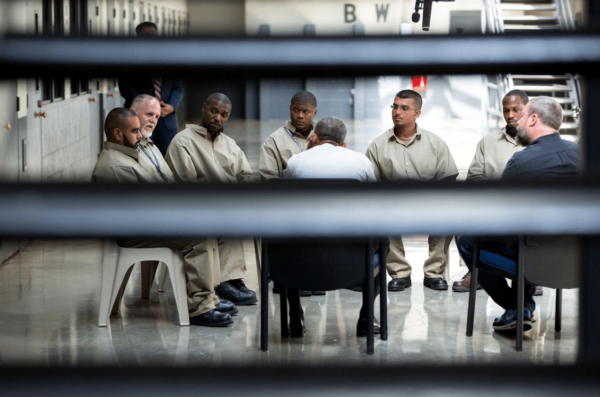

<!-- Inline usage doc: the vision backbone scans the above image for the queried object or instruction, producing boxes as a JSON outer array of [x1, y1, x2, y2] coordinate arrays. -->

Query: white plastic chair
[[98, 239, 190, 326]]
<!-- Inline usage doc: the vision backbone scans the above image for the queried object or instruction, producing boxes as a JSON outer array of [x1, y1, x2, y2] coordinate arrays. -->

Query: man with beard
[[259, 90, 318, 181], [166, 93, 257, 306], [453, 90, 528, 293], [366, 90, 458, 292], [92, 108, 234, 327], [457, 96, 579, 332], [130, 95, 176, 183]]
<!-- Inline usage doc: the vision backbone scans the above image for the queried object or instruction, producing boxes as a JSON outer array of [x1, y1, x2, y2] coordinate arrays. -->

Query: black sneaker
[[216, 280, 258, 305], [190, 309, 233, 327], [388, 277, 412, 292]]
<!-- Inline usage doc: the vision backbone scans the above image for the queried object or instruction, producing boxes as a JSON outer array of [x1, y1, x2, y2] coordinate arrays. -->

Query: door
[[306, 78, 354, 120], [259, 79, 305, 120], [0, 80, 19, 182]]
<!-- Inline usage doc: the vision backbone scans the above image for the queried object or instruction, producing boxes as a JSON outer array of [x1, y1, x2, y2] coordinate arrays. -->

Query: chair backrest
[[524, 236, 581, 289], [267, 238, 371, 291]]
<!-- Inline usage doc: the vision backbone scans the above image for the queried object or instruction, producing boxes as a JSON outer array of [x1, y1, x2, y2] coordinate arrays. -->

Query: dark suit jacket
[[118, 78, 184, 156]]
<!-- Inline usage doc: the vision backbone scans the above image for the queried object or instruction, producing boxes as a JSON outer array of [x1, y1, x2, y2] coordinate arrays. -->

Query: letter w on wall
[[375, 4, 390, 23]]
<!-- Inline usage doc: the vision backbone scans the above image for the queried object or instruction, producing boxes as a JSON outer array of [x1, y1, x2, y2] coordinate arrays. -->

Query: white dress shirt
[[287, 143, 376, 182]]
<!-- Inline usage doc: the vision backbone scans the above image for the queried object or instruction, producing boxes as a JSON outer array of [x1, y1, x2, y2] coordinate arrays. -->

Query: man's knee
[[457, 235, 475, 271]]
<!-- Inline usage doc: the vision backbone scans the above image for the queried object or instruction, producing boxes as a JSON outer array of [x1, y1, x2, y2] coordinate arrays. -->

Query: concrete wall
[[188, 0, 245, 35]]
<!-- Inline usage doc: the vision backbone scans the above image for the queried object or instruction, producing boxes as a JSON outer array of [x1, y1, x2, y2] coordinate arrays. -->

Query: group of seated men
[[92, 88, 579, 334]]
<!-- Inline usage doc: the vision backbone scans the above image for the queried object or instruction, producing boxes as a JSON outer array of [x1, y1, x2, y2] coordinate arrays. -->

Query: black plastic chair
[[260, 237, 388, 355], [466, 236, 581, 351]]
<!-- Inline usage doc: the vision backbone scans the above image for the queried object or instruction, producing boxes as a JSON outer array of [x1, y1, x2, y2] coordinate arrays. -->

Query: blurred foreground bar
[[0, 181, 598, 238]]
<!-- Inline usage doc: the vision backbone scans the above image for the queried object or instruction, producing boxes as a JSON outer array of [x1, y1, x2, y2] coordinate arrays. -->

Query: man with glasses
[[366, 90, 458, 292]]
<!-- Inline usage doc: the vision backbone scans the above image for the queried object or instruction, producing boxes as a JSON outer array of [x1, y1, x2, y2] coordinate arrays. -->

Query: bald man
[[130, 94, 176, 183], [166, 93, 257, 306], [92, 108, 234, 327], [259, 90, 318, 181]]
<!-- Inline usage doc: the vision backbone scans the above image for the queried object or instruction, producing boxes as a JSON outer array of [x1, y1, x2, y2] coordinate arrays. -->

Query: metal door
[[259, 79, 305, 120], [306, 78, 354, 120], [0, 81, 19, 182]]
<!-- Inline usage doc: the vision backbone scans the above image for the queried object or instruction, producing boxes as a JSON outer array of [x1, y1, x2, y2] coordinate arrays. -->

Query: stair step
[[560, 134, 579, 143], [513, 85, 572, 92], [501, 4, 556, 11], [504, 25, 560, 30], [503, 16, 559, 23], [511, 75, 570, 81], [560, 122, 579, 130], [563, 110, 575, 117], [529, 96, 575, 104]]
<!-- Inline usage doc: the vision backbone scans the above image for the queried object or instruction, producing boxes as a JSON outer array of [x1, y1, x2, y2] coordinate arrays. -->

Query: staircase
[[482, 0, 582, 141]]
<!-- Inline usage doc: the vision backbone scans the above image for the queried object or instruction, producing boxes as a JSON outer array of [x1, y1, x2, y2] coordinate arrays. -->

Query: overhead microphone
[[412, 12, 420, 23]]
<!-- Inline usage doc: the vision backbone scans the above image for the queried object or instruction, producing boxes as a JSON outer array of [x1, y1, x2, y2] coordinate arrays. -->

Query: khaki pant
[[117, 238, 221, 316], [218, 238, 247, 283], [387, 236, 452, 279]]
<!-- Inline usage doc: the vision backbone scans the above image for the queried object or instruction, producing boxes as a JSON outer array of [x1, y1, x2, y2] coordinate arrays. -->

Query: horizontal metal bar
[[0, 182, 598, 238], [0, 33, 599, 77], [0, 365, 600, 397]]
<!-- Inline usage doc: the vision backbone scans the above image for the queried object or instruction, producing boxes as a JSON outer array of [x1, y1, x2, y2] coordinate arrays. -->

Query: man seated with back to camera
[[457, 96, 580, 332], [286, 116, 385, 337], [91, 108, 237, 327]]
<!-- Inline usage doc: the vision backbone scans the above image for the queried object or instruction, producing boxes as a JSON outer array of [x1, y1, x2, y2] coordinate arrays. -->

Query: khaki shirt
[[258, 120, 314, 182], [92, 142, 162, 183], [365, 125, 458, 181], [166, 124, 253, 183], [466, 127, 524, 181], [138, 138, 176, 183]]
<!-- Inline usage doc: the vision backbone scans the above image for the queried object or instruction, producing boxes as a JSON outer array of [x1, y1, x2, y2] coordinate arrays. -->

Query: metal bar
[[379, 239, 388, 341], [0, 34, 600, 78], [516, 235, 525, 352], [466, 237, 480, 337], [260, 240, 269, 352], [1, 183, 600, 238], [556, 288, 562, 332], [366, 238, 374, 355]]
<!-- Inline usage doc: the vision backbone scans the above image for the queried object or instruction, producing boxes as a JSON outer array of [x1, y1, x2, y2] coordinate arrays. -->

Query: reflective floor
[[0, 238, 578, 366]]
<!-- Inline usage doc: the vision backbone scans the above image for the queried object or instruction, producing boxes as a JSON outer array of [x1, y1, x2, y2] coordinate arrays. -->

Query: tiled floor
[[0, 238, 578, 366]]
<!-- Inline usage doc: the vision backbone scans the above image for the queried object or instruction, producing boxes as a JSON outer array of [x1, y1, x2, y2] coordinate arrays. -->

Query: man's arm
[[259, 138, 283, 182], [466, 139, 486, 181], [94, 166, 142, 184], [165, 143, 200, 183], [434, 142, 459, 181], [365, 143, 382, 181], [501, 158, 519, 180], [165, 80, 184, 111], [236, 150, 254, 183]]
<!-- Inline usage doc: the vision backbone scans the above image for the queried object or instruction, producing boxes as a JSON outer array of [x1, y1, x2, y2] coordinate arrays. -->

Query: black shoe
[[230, 279, 254, 294], [424, 277, 449, 291], [189, 309, 233, 327], [300, 290, 312, 297], [311, 291, 326, 296], [289, 318, 306, 337], [347, 285, 363, 292], [388, 277, 412, 292], [215, 299, 238, 316], [216, 281, 258, 305], [356, 317, 382, 337]]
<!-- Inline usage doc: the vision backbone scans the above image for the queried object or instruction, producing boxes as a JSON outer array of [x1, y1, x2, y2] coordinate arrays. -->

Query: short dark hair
[[395, 90, 423, 110], [104, 108, 137, 138], [135, 22, 157, 36], [205, 93, 232, 107], [291, 91, 317, 108], [504, 89, 529, 105], [315, 117, 347, 145]]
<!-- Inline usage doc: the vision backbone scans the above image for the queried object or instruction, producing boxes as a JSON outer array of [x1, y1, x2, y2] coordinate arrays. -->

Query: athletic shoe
[[492, 308, 533, 332]]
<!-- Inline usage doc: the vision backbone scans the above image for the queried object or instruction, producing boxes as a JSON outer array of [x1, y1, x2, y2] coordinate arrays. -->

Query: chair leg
[[280, 286, 289, 337], [254, 238, 262, 289], [111, 266, 133, 315], [158, 263, 168, 292], [165, 254, 190, 326], [466, 238, 480, 337], [555, 288, 562, 332], [99, 254, 119, 327], [366, 238, 375, 355], [141, 261, 159, 299], [379, 239, 388, 341], [261, 240, 269, 352], [516, 236, 525, 352]]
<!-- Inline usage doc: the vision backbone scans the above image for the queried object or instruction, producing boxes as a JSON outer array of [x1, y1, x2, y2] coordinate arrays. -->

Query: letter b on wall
[[345, 4, 356, 23]]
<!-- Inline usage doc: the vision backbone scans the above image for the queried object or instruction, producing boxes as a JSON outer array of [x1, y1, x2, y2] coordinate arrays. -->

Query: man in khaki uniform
[[130, 94, 176, 183], [453, 90, 529, 293], [259, 90, 318, 181], [166, 93, 257, 306], [92, 108, 236, 327], [366, 90, 458, 292]]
